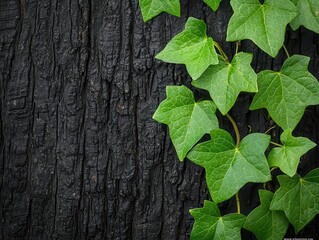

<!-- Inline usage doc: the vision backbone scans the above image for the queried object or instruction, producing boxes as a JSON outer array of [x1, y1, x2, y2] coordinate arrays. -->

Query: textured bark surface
[[0, 0, 318, 239]]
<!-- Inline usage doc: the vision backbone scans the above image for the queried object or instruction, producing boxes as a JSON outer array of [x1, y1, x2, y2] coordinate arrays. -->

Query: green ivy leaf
[[290, 0, 319, 33], [192, 52, 257, 115], [203, 0, 222, 11], [190, 200, 246, 240], [187, 129, 271, 203], [226, 0, 298, 57], [153, 85, 219, 161], [268, 129, 316, 177], [156, 17, 219, 80], [250, 55, 319, 130], [138, 0, 180, 22], [270, 168, 319, 233], [244, 190, 289, 240]]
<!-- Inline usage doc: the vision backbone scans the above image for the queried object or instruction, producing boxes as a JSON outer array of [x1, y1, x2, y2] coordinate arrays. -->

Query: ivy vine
[[139, 0, 319, 239]]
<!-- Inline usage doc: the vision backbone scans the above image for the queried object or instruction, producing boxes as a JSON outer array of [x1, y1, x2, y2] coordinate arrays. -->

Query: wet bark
[[0, 0, 318, 239]]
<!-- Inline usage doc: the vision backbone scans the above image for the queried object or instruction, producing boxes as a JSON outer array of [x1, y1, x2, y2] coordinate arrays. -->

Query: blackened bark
[[0, 0, 318, 239]]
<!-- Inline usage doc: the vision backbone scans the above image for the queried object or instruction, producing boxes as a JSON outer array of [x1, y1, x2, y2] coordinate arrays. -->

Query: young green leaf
[[270, 168, 319, 233], [192, 52, 257, 115], [138, 0, 180, 22], [153, 86, 219, 161], [187, 129, 271, 203], [203, 0, 222, 11], [268, 129, 316, 177], [244, 190, 289, 240], [289, 0, 319, 33], [250, 55, 319, 130], [226, 0, 298, 57], [190, 200, 246, 240], [156, 17, 219, 80]]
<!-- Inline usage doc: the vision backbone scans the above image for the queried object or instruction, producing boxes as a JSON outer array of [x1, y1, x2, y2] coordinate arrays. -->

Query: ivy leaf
[[187, 129, 271, 203], [138, 0, 180, 22], [290, 0, 319, 34], [270, 168, 319, 233], [226, 0, 298, 57], [244, 190, 289, 240], [268, 129, 316, 177], [190, 200, 246, 240], [203, 0, 222, 11], [250, 55, 319, 130], [153, 85, 218, 161], [192, 52, 257, 115], [156, 17, 219, 80]]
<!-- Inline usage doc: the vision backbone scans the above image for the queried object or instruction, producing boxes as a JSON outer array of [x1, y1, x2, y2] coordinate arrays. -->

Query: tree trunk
[[0, 0, 318, 239]]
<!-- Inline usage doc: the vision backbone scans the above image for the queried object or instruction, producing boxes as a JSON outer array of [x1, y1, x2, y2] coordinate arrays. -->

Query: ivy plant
[[138, 0, 319, 239]]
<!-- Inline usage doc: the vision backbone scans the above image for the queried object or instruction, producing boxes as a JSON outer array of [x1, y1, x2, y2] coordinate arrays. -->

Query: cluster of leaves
[[139, 0, 319, 239]]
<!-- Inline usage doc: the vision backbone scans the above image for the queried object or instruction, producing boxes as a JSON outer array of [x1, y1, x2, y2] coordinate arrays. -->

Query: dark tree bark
[[0, 0, 318, 239]]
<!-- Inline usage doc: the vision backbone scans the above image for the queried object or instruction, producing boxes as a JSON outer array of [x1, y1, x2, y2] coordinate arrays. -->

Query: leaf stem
[[214, 41, 229, 62], [226, 113, 240, 147], [235, 41, 240, 54], [226, 113, 241, 213], [264, 125, 276, 134], [270, 141, 283, 147], [236, 192, 241, 214], [283, 45, 290, 58]]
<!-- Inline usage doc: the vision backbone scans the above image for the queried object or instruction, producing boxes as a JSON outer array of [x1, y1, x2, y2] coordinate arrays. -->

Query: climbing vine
[[139, 0, 319, 239]]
